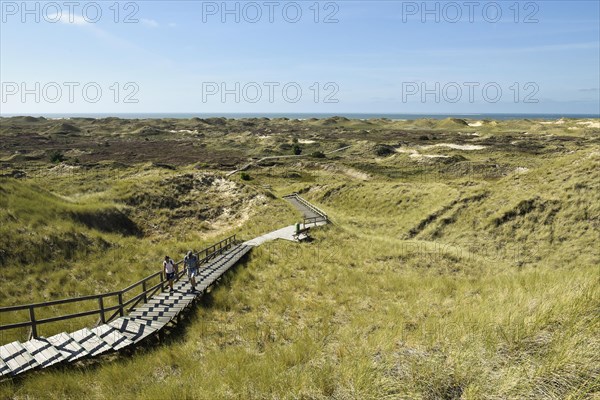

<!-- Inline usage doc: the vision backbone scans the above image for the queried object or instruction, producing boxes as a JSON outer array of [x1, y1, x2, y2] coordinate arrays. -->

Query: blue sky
[[1, 0, 599, 114]]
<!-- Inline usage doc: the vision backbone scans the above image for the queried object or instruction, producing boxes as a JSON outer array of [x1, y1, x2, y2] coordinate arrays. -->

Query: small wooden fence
[[0, 235, 238, 340]]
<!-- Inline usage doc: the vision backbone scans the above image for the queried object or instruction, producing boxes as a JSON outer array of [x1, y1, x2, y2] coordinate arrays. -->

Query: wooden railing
[[0, 234, 238, 340], [284, 193, 329, 227], [302, 215, 327, 226]]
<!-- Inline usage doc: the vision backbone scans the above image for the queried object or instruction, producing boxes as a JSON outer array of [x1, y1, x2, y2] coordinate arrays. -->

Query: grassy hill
[[0, 117, 598, 399]]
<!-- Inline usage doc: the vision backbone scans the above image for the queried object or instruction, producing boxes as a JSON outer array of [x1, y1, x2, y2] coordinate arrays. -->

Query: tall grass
[[0, 122, 598, 398]]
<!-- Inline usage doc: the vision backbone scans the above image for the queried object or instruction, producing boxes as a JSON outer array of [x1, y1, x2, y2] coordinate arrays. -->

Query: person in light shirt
[[163, 255, 177, 293]]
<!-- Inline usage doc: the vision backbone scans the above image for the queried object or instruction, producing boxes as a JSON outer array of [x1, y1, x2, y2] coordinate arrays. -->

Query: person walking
[[163, 256, 177, 293], [184, 250, 199, 292]]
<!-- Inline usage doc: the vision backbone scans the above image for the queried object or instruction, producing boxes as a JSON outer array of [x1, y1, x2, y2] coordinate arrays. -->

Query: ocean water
[[1, 112, 598, 120]]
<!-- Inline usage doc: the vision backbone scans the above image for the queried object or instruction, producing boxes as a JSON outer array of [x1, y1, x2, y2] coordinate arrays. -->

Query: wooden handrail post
[[98, 297, 106, 324], [29, 305, 38, 339], [160, 272, 164, 291], [118, 292, 124, 317], [142, 280, 147, 303]]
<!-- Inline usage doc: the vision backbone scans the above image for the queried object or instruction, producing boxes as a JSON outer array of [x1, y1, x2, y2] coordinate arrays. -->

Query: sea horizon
[[1, 112, 599, 121]]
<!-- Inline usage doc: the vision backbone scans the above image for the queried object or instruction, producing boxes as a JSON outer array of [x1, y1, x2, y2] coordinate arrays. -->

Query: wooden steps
[[0, 341, 39, 376], [0, 359, 11, 377], [69, 328, 113, 357], [22, 338, 64, 368], [46, 332, 88, 362], [127, 317, 168, 332], [108, 318, 158, 344], [90, 325, 134, 351], [0, 243, 253, 379]]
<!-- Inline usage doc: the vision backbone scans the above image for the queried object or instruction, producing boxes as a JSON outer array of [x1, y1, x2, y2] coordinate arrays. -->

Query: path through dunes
[[0, 195, 329, 379]]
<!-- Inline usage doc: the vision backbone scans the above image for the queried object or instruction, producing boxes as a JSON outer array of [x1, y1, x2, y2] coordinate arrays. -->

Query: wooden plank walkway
[[0, 342, 38, 376], [243, 222, 327, 247], [0, 244, 253, 378], [284, 195, 323, 220], [0, 194, 329, 379], [244, 194, 328, 247], [45, 332, 87, 362]]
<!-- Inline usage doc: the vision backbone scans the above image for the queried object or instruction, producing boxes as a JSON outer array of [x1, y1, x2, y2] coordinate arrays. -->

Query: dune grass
[[0, 118, 598, 399], [1, 226, 597, 399]]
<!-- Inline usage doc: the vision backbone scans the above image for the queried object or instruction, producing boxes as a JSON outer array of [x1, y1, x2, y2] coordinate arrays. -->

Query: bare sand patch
[[396, 147, 451, 159], [540, 118, 567, 125], [168, 129, 198, 134], [410, 154, 450, 159], [421, 143, 486, 151], [211, 193, 269, 234], [577, 121, 600, 128]]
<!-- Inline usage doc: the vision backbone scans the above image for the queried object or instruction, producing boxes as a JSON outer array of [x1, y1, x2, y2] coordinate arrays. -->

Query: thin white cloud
[[41, 12, 177, 68], [46, 12, 142, 52], [141, 18, 159, 28], [46, 13, 89, 26]]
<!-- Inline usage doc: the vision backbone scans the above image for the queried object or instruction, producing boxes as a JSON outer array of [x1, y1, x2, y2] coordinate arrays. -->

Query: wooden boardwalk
[[283, 194, 323, 220], [0, 194, 328, 379], [244, 194, 328, 246]]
